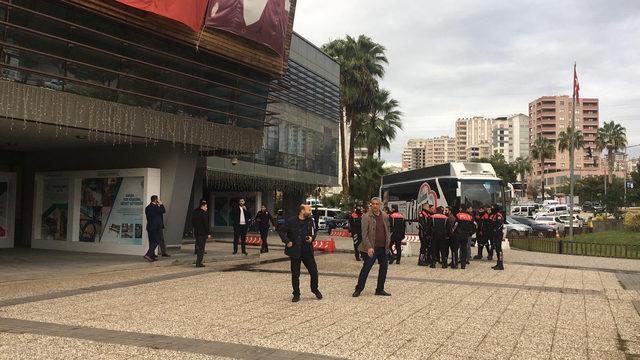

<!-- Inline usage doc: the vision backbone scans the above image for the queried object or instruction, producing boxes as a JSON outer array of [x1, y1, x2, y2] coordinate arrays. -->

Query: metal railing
[[509, 235, 640, 259]]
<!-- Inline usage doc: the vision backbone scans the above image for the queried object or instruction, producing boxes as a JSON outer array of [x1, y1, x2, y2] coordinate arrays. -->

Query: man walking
[[254, 205, 275, 253], [278, 204, 323, 302], [144, 195, 165, 262], [353, 197, 391, 297], [230, 198, 251, 255], [349, 205, 364, 261], [388, 204, 406, 265], [192, 199, 210, 267]]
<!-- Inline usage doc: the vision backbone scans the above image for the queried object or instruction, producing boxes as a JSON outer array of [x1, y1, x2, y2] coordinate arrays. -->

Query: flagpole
[[569, 63, 577, 241]]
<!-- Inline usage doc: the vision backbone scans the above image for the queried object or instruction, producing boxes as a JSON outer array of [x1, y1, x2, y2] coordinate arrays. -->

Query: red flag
[[573, 63, 580, 104], [116, 0, 209, 32]]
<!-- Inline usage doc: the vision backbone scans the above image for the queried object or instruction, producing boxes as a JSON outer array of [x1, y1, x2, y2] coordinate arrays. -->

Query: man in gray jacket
[[353, 197, 392, 297]]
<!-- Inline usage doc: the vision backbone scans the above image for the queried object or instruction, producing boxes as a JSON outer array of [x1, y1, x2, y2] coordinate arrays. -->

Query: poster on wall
[[0, 181, 7, 239], [79, 177, 144, 245], [41, 178, 69, 241]]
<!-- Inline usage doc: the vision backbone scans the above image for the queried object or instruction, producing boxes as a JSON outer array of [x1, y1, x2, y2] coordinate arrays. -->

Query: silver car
[[505, 216, 533, 238]]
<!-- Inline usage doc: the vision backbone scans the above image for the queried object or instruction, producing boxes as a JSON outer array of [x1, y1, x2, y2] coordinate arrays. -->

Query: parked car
[[583, 201, 604, 213], [536, 204, 569, 217], [511, 204, 538, 218], [534, 215, 560, 230], [314, 207, 342, 230], [572, 205, 583, 213], [326, 212, 350, 233], [511, 216, 556, 238], [505, 216, 533, 238], [556, 214, 584, 233]]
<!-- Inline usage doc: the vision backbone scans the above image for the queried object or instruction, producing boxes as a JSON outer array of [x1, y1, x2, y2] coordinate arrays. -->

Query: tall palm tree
[[530, 135, 555, 201], [351, 157, 388, 202], [513, 156, 533, 194], [322, 35, 388, 195], [596, 121, 627, 184], [557, 127, 585, 153], [355, 88, 403, 159]]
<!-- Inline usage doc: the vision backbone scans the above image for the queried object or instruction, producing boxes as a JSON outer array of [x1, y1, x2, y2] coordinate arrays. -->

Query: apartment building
[[402, 136, 456, 170], [455, 115, 529, 162]]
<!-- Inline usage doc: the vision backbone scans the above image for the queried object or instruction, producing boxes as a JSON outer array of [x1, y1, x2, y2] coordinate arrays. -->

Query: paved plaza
[[1, 245, 640, 360]]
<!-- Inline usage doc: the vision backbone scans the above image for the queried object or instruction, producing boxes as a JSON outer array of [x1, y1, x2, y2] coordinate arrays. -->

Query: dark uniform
[[445, 210, 456, 266], [254, 209, 275, 253], [389, 210, 407, 264], [417, 208, 432, 266], [278, 216, 320, 298], [451, 210, 476, 269], [474, 210, 493, 260], [489, 208, 505, 270], [430, 211, 449, 268], [349, 210, 363, 261]]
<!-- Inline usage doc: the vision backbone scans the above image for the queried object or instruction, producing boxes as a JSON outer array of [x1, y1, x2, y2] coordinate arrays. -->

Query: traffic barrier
[[330, 229, 351, 237], [245, 234, 262, 246], [312, 239, 336, 253]]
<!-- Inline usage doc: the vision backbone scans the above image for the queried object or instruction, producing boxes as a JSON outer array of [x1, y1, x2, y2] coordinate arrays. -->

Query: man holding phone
[[278, 204, 323, 303]]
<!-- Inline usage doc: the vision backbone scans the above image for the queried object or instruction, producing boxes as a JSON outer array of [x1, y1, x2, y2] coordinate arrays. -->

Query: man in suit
[[278, 204, 323, 303], [353, 197, 392, 297], [230, 198, 251, 255], [144, 195, 165, 262], [192, 199, 210, 267]]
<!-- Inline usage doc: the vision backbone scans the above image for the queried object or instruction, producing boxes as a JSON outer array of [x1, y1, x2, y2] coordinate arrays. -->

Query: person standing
[[353, 197, 391, 297], [417, 203, 432, 266], [490, 205, 506, 270], [254, 205, 275, 253], [430, 206, 449, 268], [451, 205, 476, 269], [388, 205, 407, 265], [156, 203, 170, 258], [144, 195, 165, 262], [444, 206, 456, 267], [473, 206, 490, 260], [230, 198, 251, 255], [192, 199, 210, 267], [278, 204, 323, 302], [349, 205, 364, 261]]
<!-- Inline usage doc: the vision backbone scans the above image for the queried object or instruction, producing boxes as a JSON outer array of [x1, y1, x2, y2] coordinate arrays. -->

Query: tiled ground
[[0, 250, 639, 359]]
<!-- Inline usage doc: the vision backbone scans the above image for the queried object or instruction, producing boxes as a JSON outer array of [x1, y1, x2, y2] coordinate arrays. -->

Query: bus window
[[438, 178, 459, 210], [460, 180, 504, 209]]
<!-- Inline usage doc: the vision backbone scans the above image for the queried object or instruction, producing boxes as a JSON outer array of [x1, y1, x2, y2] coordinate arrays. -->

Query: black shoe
[[242, 251, 248, 256], [355, 257, 361, 261], [461, 265, 466, 269], [161, 253, 171, 257], [292, 295, 300, 302], [487, 255, 493, 261], [375, 290, 391, 296], [441, 263, 448, 269], [143, 255, 154, 262], [466, 261, 470, 264], [396, 260, 400, 265], [312, 290, 323, 300], [451, 264, 458, 269], [352, 290, 361, 297], [429, 263, 436, 268], [473, 254, 482, 260], [195, 263, 205, 268]]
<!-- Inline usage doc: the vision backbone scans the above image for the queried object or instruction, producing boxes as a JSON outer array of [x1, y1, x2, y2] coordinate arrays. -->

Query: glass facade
[[0, 0, 271, 129]]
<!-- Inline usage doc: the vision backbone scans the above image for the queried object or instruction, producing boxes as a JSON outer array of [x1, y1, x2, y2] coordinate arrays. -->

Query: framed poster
[[41, 178, 69, 241]]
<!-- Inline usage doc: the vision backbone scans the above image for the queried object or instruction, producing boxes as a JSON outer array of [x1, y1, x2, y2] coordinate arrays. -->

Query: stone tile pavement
[[0, 248, 639, 359]]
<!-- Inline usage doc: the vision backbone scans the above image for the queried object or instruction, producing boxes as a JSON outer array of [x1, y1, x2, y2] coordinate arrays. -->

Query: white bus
[[380, 162, 510, 223]]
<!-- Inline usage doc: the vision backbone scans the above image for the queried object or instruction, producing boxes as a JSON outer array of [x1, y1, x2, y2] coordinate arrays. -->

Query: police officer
[[388, 205, 407, 265], [254, 205, 275, 253], [473, 206, 492, 260], [430, 206, 449, 268], [349, 205, 364, 261], [417, 203, 432, 266], [451, 205, 476, 269], [444, 206, 456, 267], [490, 205, 505, 270]]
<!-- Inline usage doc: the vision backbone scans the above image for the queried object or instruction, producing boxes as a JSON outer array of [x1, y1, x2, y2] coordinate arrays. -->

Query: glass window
[[460, 180, 504, 209]]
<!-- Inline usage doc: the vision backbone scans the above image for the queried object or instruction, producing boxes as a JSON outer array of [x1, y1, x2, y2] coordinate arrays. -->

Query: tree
[[322, 36, 388, 195], [596, 121, 627, 184], [355, 88, 403, 159], [513, 156, 533, 194], [472, 152, 516, 183], [557, 128, 585, 153], [530, 135, 555, 201], [351, 157, 388, 202]]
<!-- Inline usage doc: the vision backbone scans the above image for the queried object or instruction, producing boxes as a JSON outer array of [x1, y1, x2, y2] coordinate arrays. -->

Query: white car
[[556, 214, 584, 232], [534, 215, 560, 230]]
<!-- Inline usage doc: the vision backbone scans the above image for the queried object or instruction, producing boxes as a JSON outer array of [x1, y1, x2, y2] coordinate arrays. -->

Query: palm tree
[[530, 135, 555, 201], [322, 35, 388, 195], [351, 157, 388, 202], [557, 127, 585, 153], [355, 88, 403, 159], [513, 156, 533, 194], [596, 121, 627, 184]]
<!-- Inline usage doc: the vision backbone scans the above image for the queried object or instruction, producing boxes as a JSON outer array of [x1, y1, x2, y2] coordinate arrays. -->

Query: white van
[[511, 204, 538, 218], [313, 207, 342, 230], [537, 204, 569, 217]]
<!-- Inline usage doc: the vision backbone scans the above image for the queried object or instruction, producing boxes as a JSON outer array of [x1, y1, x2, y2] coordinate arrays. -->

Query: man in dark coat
[[388, 205, 407, 265], [278, 204, 323, 303], [430, 206, 449, 268], [349, 205, 364, 261], [254, 204, 275, 253], [144, 195, 165, 262], [192, 199, 210, 267], [230, 198, 251, 255], [451, 205, 477, 269]]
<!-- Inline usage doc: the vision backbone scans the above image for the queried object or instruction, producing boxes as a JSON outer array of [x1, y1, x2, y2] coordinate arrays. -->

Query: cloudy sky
[[292, 0, 640, 164]]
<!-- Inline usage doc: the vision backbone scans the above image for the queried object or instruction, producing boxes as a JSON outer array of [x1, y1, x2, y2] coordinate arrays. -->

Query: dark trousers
[[476, 234, 493, 258], [455, 236, 470, 267], [259, 227, 269, 252], [355, 246, 388, 292], [233, 224, 248, 253], [418, 235, 431, 264], [491, 233, 503, 260], [146, 229, 160, 257], [431, 236, 448, 264], [195, 235, 207, 265], [290, 252, 319, 296], [391, 235, 402, 262], [158, 229, 168, 255], [352, 233, 362, 260]]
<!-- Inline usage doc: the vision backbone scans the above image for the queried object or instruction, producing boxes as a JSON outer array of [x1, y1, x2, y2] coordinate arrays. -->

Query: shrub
[[624, 212, 640, 232]]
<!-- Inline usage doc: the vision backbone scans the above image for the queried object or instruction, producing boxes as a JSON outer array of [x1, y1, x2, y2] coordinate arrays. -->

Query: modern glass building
[[0, 0, 324, 253]]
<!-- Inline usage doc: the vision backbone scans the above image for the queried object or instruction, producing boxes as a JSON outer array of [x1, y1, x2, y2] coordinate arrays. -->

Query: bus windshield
[[460, 180, 505, 209]]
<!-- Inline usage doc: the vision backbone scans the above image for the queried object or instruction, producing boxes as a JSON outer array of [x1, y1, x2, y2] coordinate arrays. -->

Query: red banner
[[205, 0, 290, 56], [116, 0, 209, 32]]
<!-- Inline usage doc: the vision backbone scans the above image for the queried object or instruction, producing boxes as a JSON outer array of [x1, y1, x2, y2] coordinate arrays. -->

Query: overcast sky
[[292, 0, 640, 164]]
